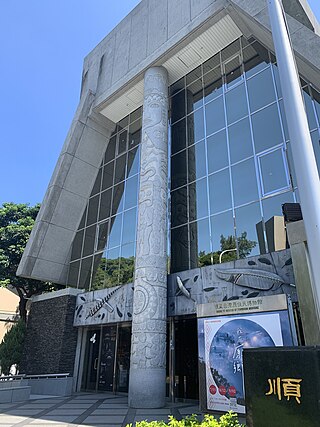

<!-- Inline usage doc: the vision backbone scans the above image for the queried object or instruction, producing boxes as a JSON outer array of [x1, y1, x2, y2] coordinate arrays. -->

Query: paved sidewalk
[[0, 393, 203, 427]]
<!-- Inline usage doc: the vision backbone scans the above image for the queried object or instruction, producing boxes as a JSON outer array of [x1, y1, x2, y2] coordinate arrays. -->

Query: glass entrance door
[[81, 323, 132, 393], [81, 329, 101, 391], [98, 325, 117, 391]]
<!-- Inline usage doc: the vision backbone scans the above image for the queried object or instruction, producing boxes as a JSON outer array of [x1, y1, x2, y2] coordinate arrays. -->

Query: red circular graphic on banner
[[228, 386, 236, 397], [219, 385, 226, 395], [209, 385, 217, 395]]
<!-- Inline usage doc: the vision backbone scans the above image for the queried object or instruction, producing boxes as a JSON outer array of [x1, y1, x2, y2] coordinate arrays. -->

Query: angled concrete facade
[[18, 0, 320, 410]]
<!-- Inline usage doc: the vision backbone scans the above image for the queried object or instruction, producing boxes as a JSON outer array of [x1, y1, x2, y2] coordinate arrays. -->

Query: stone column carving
[[128, 66, 169, 408]]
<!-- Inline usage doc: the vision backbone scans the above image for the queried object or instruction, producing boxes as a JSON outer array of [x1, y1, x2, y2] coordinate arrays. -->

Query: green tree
[[0, 202, 63, 321], [0, 319, 26, 375], [198, 232, 256, 267]]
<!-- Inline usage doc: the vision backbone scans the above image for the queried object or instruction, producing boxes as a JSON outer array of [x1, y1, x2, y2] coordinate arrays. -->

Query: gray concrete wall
[[89, 0, 320, 111], [17, 91, 116, 284]]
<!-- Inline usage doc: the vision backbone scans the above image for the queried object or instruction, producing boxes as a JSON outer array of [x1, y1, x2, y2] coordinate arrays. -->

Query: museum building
[[18, 0, 320, 411]]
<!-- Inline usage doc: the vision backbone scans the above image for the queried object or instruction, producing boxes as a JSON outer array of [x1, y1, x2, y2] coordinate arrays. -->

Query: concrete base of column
[[128, 368, 166, 408]]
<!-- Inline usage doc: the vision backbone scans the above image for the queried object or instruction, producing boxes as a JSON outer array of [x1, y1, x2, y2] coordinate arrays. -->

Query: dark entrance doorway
[[173, 316, 199, 400], [81, 323, 132, 393], [81, 329, 101, 391]]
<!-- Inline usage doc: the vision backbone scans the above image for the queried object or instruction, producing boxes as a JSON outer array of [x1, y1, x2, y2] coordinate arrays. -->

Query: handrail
[[24, 373, 70, 379], [0, 375, 25, 381]]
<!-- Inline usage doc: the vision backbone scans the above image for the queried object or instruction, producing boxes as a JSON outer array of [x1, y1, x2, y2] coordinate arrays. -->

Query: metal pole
[[267, 0, 320, 327]]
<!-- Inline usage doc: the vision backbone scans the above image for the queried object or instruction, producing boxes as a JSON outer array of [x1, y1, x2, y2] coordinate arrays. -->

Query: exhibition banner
[[202, 312, 284, 413]]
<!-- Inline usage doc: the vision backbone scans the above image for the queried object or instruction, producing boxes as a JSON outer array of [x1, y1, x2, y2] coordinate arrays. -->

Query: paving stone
[[0, 415, 27, 423], [90, 408, 128, 415], [19, 403, 57, 409], [56, 403, 93, 409], [5, 409, 44, 416], [83, 415, 125, 424], [46, 408, 88, 416], [136, 408, 172, 414]]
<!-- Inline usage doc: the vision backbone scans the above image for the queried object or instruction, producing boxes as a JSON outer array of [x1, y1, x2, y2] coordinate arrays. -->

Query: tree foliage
[[0, 320, 26, 375], [91, 256, 134, 290], [198, 232, 256, 267], [0, 202, 63, 321]]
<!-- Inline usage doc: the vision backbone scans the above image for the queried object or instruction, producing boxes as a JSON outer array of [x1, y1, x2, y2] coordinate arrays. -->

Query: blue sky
[[1, 0, 320, 206]]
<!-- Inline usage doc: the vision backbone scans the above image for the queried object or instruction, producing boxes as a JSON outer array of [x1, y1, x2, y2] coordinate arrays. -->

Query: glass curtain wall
[[68, 108, 142, 290], [170, 37, 320, 273]]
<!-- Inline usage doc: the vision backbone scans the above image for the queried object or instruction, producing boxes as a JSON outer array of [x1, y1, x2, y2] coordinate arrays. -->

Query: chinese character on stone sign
[[265, 377, 302, 404]]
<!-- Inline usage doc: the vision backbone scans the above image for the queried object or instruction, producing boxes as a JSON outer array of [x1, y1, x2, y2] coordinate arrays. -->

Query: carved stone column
[[128, 66, 169, 408]]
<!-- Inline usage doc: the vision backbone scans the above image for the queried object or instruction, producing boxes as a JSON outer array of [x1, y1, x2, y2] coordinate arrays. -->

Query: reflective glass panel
[[68, 261, 80, 287], [171, 90, 186, 123], [187, 108, 205, 145], [114, 154, 126, 184], [171, 186, 188, 227], [99, 189, 112, 222], [311, 130, 320, 176], [232, 158, 258, 206], [189, 178, 208, 221], [91, 169, 102, 197], [251, 103, 283, 153], [207, 129, 228, 173], [225, 83, 248, 124], [108, 214, 122, 248], [79, 206, 87, 229], [205, 96, 225, 136], [186, 79, 203, 113], [247, 68, 276, 112], [128, 119, 141, 149], [83, 226, 96, 257], [224, 56, 243, 88], [235, 202, 261, 257], [87, 195, 99, 226], [118, 130, 127, 154], [286, 142, 297, 187], [303, 87, 317, 131], [228, 117, 253, 164], [105, 247, 120, 287], [262, 191, 294, 222], [122, 208, 137, 245], [171, 150, 187, 190], [91, 253, 106, 290], [105, 136, 116, 164], [124, 175, 138, 210], [96, 221, 109, 252], [120, 243, 135, 285], [210, 210, 235, 253], [203, 53, 221, 75], [102, 161, 114, 191], [279, 99, 289, 141], [79, 256, 93, 290], [171, 225, 189, 273], [112, 182, 125, 215], [259, 149, 289, 195], [204, 75, 223, 103], [127, 146, 140, 178], [71, 230, 84, 261], [188, 140, 206, 182], [189, 218, 211, 266], [208, 168, 232, 214], [272, 64, 282, 98], [172, 119, 186, 154], [130, 107, 142, 123], [312, 89, 320, 124], [186, 66, 202, 86], [244, 55, 268, 78]]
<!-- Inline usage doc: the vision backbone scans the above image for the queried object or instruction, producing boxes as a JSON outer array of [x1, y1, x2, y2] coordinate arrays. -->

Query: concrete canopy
[[18, 0, 320, 285]]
